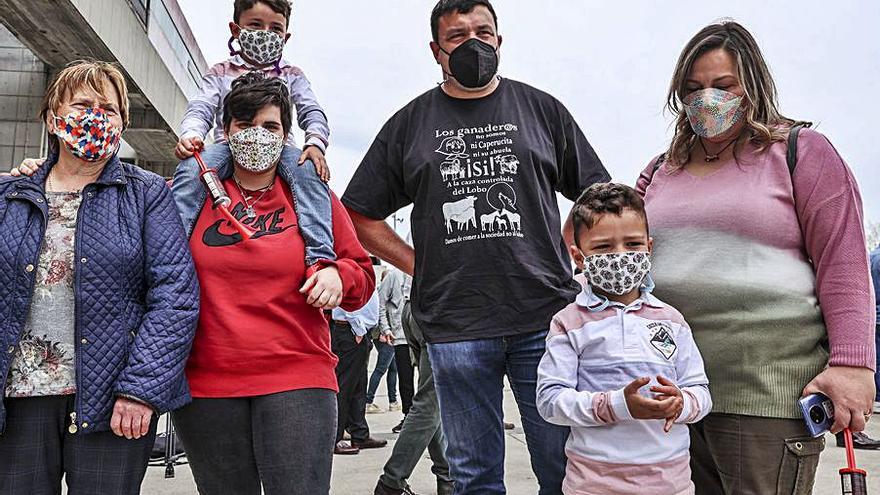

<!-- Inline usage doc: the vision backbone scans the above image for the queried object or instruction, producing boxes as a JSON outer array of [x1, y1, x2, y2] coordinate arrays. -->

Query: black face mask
[[440, 38, 499, 89]]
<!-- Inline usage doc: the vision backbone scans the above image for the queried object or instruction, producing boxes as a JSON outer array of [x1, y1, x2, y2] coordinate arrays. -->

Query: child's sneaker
[[388, 401, 401, 412], [366, 403, 383, 414]]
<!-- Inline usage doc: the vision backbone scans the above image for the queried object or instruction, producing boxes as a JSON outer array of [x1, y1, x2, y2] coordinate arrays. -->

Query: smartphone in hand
[[798, 393, 835, 437]]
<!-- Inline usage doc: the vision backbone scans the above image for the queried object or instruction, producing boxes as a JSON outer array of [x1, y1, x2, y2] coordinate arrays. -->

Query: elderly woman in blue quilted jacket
[[0, 61, 199, 494]]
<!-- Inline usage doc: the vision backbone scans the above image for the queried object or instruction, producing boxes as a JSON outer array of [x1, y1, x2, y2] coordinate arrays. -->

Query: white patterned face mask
[[235, 28, 285, 66], [228, 126, 284, 173], [583, 251, 652, 296]]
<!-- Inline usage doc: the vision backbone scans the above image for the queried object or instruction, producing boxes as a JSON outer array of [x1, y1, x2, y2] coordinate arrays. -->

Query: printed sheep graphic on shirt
[[496, 154, 519, 175], [442, 196, 478, 234]]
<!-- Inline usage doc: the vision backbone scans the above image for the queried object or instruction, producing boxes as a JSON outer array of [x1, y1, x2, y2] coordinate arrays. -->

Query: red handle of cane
[[192, 150, 255, 241], [840, 428, 868, 495]]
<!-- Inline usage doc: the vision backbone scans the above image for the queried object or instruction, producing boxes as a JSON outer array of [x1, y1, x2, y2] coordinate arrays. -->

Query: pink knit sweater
[[636, 128, 875, 418]]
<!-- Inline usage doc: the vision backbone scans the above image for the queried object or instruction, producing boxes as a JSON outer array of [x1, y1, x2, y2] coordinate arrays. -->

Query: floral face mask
[[583, 251, 652, 296], [228, 126, 284, 173], [53, 107, 122, 162], [683, 88, 745, 138]]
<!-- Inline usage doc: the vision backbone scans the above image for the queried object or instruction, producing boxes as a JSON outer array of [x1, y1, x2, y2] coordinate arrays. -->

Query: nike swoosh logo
[[202, 220, 243, 247], [201, 220, 296, 247]]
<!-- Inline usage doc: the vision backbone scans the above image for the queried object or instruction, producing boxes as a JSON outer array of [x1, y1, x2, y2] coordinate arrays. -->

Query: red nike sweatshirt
[[186, 176, 375, 397]]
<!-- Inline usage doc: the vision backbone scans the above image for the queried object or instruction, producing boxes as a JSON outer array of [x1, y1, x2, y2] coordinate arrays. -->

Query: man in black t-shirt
[[342, 1, 610, 493]]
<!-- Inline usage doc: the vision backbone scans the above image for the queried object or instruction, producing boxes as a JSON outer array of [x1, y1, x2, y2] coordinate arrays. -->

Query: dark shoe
[[836, 431, 880, 450], [334, 440, 360, 455], [437, 479, 454, 495], [392, 417, 406, 434], [503, 421, 515, 430], [352, 437, 388, 449], [374, 480, 420, 495]]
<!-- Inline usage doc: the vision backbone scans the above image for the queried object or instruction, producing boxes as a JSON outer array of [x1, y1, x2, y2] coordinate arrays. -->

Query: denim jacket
[[172, 143, 334, 265]]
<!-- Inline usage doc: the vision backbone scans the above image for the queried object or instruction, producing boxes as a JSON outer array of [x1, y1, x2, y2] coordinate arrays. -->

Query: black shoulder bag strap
[[648, 153, 666, 182]]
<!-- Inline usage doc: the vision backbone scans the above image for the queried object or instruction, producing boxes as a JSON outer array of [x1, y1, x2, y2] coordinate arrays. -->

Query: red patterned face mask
[[53, 107, 122, 162]]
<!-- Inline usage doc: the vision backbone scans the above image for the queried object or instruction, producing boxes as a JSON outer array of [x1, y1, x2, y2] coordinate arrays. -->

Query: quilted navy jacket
[[0, 152, 199, 435]]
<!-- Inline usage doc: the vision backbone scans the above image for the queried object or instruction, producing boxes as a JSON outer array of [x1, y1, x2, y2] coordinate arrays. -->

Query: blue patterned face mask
[[582, 251, 652, 296]]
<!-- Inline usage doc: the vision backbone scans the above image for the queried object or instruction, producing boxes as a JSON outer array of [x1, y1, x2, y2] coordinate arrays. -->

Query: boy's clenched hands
[[624, 375, 684, 433]]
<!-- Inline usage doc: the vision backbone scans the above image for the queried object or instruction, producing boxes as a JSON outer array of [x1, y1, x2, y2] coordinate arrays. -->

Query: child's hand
[[300, 145, 330, 183], [650, 375, 684, 432], [300, 265, 343, 309], [175, 136, 204, 160], [7, 157, 45, 177], [623, 376, 683, 432]]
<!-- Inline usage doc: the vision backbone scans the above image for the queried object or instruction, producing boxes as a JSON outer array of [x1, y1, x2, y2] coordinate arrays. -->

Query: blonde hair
[[665, 21, 804, 168], [40, 60, 130, 129]]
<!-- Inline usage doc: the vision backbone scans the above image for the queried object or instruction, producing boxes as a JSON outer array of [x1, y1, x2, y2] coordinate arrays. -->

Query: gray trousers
[[172, 388, 337, 495], [0, 395, 157, 495], [379, 302, 452, 490]]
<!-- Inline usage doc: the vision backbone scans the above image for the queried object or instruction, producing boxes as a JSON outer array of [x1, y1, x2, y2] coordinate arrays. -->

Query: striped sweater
[[636, 128, 875, 418], [537, 278, 710, 495]]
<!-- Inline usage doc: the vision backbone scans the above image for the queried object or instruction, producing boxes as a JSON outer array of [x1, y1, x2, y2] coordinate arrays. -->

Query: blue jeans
[[367, 341, 398, 404], [428, 330, 569, 495]]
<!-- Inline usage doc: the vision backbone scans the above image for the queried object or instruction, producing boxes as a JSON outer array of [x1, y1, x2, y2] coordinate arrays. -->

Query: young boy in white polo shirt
[[537, 183, 712, 495]]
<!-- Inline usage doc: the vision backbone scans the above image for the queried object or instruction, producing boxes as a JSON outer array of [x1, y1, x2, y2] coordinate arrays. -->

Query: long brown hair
[[665, 21, 804, 168]]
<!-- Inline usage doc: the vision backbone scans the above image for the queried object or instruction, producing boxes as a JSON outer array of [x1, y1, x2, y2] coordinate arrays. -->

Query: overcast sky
[[178, 0, 880, 237]]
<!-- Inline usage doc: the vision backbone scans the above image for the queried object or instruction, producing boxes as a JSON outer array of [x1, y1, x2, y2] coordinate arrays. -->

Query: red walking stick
[[841, 428, 868, 495], [193, 150, 255, 241]]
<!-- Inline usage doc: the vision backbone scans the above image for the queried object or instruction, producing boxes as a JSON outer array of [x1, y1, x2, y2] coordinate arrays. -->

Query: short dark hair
[[233, 0, 292, 27], [222, 71, 292, 136], [430, 0, 498, 42], [572, 183, 648, 248]]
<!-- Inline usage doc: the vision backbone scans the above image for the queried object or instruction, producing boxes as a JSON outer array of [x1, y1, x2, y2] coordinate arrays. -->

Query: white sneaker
[[874, 401, 880, 414], [388, 401, 401, 412], [366, 403, 383, 414]]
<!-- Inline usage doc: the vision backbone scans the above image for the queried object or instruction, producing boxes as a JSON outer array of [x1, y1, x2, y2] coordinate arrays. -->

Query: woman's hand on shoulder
[[6, 157, 45, 177], [803, 366, 875, 433], [300, 265, 343, 309]]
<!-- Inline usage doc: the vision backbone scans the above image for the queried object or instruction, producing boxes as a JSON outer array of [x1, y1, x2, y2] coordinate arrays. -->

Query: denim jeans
[[428, 330, 569, 495], [379, 302, 451, 490], [367, 341, 398, 404]]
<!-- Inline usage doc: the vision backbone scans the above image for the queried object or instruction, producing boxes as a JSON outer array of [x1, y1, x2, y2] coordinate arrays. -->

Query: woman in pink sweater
[[636, 21, 875, 494]]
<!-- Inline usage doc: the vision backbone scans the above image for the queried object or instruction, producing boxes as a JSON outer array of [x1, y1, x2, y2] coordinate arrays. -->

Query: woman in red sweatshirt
[[170, 72, 375, 495]]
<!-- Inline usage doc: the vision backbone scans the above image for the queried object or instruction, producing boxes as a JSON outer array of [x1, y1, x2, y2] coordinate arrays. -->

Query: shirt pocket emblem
[[647, 322, 676, 360]]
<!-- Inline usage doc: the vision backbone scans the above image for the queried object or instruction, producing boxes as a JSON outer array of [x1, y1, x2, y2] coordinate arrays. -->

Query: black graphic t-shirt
[[343, 79, 610, 343]]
